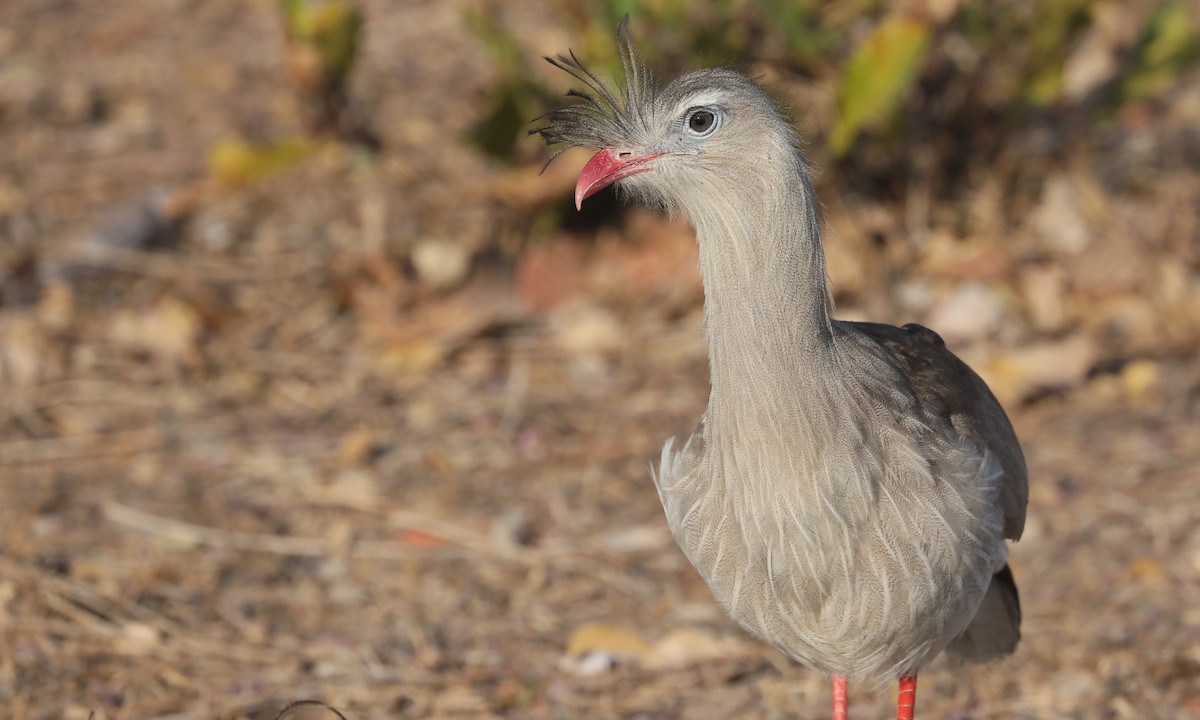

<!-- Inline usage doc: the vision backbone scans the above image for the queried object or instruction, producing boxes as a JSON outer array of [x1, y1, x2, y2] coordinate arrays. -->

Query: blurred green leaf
[[760, 1, 833, 62], [309, 3, 362, 83], [278, 0, 363, 134], [1121, 1, 1200, 102], [1022, 0, 1093, 105], [209, 139, 316, 189], [281, 0, 361, 85], [279, 0, 306, 35], [829, 15, 929, 156], [465, 8, 547, 161], [474, 83, 528, 160], [466, 7, 528, 82]]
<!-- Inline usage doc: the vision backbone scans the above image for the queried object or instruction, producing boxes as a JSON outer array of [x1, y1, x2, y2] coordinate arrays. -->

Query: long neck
[[688, 150, 835, 411]]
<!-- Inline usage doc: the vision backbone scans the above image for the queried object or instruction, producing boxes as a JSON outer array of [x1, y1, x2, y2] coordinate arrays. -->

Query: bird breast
[[653, 369, 1008, 689]]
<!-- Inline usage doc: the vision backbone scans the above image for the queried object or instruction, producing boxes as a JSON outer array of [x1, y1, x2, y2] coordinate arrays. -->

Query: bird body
[[536, 18, 1027, 717], [657, 318, 1021, 689]]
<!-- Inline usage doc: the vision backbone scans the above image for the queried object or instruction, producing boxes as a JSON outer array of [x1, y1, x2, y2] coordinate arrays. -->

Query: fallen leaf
[[107, 295, 203, 364], [398, 529, 446, 549], [0, 312, 53, 387], [643, 627, 749, 671], [1120, 359, 1160, 405], [829, 16, 930, 156], [336, 426, 376, 467], [115, 622, 160, 655], [566, 623, 650, 659], [1131, 557, 1170, 583], [1029, 175, 1092, 255], [208, 138, 315, 189], [1019, 264, 1068, 333], [318, 469, 380, 509], [978, 334, 1098, 404], [602, 525, 672, 553]]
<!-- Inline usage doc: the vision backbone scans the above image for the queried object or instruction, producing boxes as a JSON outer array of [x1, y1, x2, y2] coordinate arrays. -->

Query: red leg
[[896, 674, 917, 720], [831, 674, 848, 720]]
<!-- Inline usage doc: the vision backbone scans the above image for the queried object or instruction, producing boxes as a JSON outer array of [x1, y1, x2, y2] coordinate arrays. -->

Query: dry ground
[[1, 1, 1199, 719]]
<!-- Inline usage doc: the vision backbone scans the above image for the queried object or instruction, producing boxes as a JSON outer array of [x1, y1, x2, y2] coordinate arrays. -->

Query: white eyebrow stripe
[[671, 90, 728, 116]]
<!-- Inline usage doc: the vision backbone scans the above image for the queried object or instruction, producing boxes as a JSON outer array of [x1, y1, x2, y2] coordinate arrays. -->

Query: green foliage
[[310, 3, 363, 83], [202, 0, 366, 190], [1121, 1, 1200, 103], [473, 83, 531, 160], [1023, 0, 1094, 104], [465, 8, 552, 161], [278, 0, 364, 137], [467, 6, 529, 75], [955, 0, 1095, 108], [209, 139, 316, 189], [279, 0, 362, 85], [758, 1, 835, 62], [469, 0, 1200, 172], [279, 0, 306, 32], [470, 0, 847, 161], [828, 15, 929, 157]]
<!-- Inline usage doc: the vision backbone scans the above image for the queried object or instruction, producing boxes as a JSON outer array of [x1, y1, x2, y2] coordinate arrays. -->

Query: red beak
[[575, 148, 659, 210]]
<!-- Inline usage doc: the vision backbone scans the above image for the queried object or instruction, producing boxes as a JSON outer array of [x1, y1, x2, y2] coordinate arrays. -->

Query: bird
[[533, 17, 1028, 720]]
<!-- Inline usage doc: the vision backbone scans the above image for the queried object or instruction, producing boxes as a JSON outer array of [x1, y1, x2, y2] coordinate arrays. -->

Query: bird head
[[533, 16, 803, 214]]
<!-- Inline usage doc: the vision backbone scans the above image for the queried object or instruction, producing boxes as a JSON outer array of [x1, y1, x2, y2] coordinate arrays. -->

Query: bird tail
[[946, 564, 1022, 663]]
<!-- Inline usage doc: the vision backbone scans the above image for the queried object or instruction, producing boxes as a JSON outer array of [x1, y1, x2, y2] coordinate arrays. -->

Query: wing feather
[[841, 321, 1028, 540]]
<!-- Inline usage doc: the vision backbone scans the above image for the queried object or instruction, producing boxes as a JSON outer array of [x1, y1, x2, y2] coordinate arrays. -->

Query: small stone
[[1019, 264, 1068, 333], [1052, 670, 1101, 709], [115, 622, 160, 655], [924, 281, 1007, 345], [0, 313, 48, 387], [323, 469, 380, 508], [336, 427, 376, 467], [571, 651, 618, 676], [894, 279, 934, 315], [550, 303, 623, 357], [1030, 175, 1090, 255], [275, 702, 347, 720], [1120, 359, 1160, 405], [55, 80, 105, 125], [411, 239, 471, 290], [490, 508, 538, 548]]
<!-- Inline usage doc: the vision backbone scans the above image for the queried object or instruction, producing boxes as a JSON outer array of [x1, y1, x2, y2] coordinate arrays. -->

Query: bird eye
[[686, 109, 717, 136]]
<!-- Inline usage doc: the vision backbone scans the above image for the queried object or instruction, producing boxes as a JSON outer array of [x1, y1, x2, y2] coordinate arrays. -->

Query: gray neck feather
[[686, 148, 835, 416]]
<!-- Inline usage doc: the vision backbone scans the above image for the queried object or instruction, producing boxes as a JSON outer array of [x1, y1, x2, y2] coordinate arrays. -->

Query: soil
[[1, 1, 1198, 719]]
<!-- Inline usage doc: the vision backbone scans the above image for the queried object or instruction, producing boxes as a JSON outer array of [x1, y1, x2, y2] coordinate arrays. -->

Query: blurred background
[[1, 0, 1199, 717]]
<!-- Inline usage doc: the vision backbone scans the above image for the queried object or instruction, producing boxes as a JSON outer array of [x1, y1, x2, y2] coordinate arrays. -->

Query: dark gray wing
[[843, 321, 1028, 540], [946, 562, 1022, 661]]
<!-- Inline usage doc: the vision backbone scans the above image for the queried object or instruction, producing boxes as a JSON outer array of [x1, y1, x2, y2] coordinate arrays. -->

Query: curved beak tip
[[573, 148, 657, 211]]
